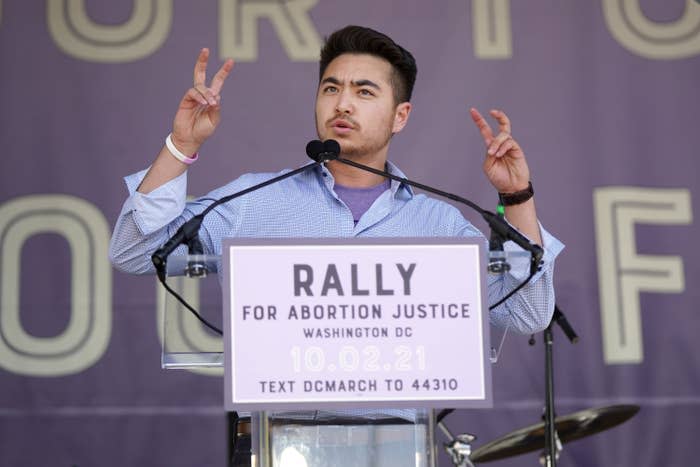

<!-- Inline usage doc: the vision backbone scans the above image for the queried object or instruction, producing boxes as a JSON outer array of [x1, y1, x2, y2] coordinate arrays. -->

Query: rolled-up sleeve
[[108, 169, 188, 274], [487, 223, 565, 334]]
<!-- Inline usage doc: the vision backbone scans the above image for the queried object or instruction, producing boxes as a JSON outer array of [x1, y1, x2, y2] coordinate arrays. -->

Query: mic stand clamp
[[487, 213, 511, 275], [481, 210, 544, 277], [152, 215, 204, 281], [437, 418, 477, 467], [185, 235, 208, 278]]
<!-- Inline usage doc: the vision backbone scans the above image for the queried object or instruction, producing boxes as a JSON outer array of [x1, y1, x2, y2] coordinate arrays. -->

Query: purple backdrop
[[1, 1, 698, 466]]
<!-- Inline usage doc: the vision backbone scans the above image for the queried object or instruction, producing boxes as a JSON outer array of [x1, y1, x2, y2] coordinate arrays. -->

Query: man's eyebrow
[[320, 77, 381, 90], [321, 76, 341, 85], [354, 79, 381, 90]]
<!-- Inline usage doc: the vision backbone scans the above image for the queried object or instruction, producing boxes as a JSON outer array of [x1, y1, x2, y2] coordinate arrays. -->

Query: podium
[[162, 238, 496, 466]]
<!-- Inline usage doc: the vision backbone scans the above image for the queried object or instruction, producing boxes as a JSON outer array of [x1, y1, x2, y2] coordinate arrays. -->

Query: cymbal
[[470, 404, 639, 463]]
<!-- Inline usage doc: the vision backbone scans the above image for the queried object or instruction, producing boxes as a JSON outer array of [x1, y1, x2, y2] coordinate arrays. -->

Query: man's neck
[[326, 153, 388, 188]]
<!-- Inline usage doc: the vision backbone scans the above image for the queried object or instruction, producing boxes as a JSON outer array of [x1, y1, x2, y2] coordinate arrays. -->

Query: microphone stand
[[150, 160, 324, 337], [151, 161, 322, 279], [322, 152, 543, 311], [533, 304, 578, 466], [327, 154, 544, 276]]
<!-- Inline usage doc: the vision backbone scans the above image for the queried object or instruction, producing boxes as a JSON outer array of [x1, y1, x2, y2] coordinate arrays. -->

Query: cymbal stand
[[436, 410, 477, 467], [532, 305, 578, 467]]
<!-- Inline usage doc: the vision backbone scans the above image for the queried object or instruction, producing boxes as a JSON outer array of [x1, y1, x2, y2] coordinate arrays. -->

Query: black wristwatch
[[499, 181, 534, 206]]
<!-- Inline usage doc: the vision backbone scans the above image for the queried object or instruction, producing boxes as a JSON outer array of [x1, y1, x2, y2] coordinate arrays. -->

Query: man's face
[[315, 53, 411, 160]]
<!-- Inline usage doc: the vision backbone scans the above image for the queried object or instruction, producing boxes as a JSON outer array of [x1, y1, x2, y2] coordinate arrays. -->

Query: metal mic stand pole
[[542, 323, 557, 467], [537, 305, 578, 466]]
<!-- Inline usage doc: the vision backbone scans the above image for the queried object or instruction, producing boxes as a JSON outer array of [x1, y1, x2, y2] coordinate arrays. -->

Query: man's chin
[[337, 144, 362, 158]]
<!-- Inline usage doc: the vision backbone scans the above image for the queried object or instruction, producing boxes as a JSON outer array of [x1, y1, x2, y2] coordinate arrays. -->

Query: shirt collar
[[313, 160, 415, 199], [385, 160, 415, 199]]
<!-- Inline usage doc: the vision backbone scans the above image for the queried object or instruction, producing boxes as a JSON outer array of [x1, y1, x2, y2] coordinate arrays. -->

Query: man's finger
[[210, 59, 234, 95], [470, 107, 494, 145], [185, 87, 208, 106], [193, 85, 217, 106], [495, 138, 518, 158], [488, 132, 512, 156], [193, 48, 209, 86], [490, 109, 512, 134]]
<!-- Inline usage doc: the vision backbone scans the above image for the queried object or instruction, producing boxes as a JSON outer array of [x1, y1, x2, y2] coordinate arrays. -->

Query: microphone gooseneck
[[151, 156, 323, 277], [307, 139, 544, 272], [151, 144, 325, 336], [307, 139, 544, 312]]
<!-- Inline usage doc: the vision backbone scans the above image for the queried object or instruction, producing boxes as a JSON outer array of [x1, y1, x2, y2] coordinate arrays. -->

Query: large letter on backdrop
[[47, 0, 173, 63], [218, 0, 322, 61], [602, 0, 700, 59], [472, 0, 512, 59], [0, 195, 112, 376], [594, 187, 692, 364]]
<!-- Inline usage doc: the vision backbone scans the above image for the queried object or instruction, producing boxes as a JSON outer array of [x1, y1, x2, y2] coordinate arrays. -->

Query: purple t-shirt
[[334, 179, 391, 224]]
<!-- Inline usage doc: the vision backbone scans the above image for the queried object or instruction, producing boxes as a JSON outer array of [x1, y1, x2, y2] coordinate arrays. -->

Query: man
[[109, 25, 563, 466], [110, 25, 562, 332]]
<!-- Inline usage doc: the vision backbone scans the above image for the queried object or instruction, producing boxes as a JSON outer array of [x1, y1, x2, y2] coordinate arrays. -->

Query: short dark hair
[[319, 25, 417, 104]]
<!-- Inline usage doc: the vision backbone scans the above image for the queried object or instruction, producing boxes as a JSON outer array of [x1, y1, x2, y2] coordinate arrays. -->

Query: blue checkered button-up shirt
[[110, 161, 563, 335]]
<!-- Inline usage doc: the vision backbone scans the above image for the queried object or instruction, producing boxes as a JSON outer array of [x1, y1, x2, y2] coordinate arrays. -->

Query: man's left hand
[[469, 107, 530, 193]]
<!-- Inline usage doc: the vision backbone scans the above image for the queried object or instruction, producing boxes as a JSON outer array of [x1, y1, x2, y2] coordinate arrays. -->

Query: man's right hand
[[170, 48, 234, 157], [136, 49, 233, 194]]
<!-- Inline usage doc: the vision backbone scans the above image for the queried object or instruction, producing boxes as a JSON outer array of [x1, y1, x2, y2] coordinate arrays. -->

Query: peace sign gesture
[[469, 107, 530, 194], [170, 48, 234, 157]]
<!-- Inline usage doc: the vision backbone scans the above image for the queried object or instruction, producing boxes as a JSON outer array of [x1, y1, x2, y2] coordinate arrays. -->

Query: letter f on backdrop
[[594, 187, 692, 364]]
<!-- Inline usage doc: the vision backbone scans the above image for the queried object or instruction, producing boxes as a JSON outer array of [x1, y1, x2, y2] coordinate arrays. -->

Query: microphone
[[306, 139, 340, 162], [309, 139, 544, 273]]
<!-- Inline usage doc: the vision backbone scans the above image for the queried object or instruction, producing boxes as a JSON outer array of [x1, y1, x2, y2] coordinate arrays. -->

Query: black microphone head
[[323, 139, 341, 158], [305, 140, 325, 162]]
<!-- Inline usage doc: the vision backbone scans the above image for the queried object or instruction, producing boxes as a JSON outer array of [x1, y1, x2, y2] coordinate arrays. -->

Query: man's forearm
[[137, 145, 190, 194], [504, 197, 543, 245]]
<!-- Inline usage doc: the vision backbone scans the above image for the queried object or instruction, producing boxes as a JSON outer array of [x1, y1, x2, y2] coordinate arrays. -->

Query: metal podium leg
[[228, 412, 252, 467]]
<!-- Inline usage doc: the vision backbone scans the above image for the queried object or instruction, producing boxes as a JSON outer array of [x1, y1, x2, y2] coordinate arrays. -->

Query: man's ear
[[392, 102, 412, 134]]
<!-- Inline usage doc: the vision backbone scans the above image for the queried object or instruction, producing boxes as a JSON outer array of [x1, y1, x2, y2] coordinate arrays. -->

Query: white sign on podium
[[223, 238, 493, 411]]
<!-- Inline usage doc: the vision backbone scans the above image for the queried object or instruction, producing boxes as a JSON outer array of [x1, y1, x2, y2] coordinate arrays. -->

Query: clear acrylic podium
[[160, 255, 224, 369], [251, 409, 434, 467], [161, 255, 436, 467]]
